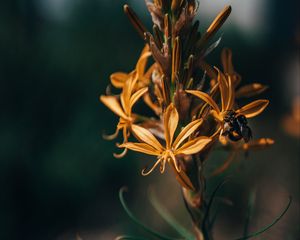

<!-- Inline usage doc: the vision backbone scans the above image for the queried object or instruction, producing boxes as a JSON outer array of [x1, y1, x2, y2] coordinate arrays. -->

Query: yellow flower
[[110, 44, 152, 89], [100, 73, 148, 158], [119, 103, 212, 190], [186, 68, 269, 137]]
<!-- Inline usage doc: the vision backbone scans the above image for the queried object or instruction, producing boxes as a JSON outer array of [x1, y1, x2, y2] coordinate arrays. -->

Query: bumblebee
[[222, 110, 252, 143]]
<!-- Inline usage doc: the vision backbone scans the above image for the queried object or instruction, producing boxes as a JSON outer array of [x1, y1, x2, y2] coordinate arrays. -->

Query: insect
[[222, 110, 252, 142]]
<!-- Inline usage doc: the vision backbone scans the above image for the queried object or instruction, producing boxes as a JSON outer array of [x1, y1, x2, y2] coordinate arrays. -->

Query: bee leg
[[228, 132, 243, 142]]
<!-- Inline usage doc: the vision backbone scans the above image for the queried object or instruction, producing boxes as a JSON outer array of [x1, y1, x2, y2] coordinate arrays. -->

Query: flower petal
[[163, 103, 179, 148], [236, 99, 269, 118], [173, 119, 203, 149], [131, 124, 163, 151], [130, 87, 148, 109], [100, 95, 128, 120], [215, 68, 229, 111], [176, 137, 212, 155], [225, 75, 235, 110], [136, 45, 151, 78], [186, 90, 220, 113], [236, 83, 268, 98], [110, 72, 129, 88], [119, 142, 160, 156]]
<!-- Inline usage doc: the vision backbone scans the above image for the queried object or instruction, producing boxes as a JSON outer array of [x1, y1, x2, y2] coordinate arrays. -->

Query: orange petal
[[186, 90, 220, 113], [130, 87, 148, 109], [110, 72, 129, 88], [176, 137, 212, 155], [119, 142, 160, 156], [163, 103, 179, 148], [236, 83, 268, 98], [173, 119, 203, 149], [236, 99, 269, 118], [136, 45, 151, 78], [215, 67, 229, 111], [131, 124, 163, 151], [100, 95, 128, 120], [225, 75, 235, 110]]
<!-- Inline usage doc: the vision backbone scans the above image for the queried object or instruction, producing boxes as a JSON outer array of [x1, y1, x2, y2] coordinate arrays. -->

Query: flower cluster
[[100, 0, 273, 191]]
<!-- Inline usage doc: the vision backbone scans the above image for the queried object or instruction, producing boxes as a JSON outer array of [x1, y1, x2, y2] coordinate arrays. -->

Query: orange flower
[[100, 73, 148, 157], [186, 68, 269, 139], [119, 103, 212, 190]]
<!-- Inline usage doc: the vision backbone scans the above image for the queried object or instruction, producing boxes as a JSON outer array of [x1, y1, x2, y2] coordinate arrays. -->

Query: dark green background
[[0, 0, 299, 239]]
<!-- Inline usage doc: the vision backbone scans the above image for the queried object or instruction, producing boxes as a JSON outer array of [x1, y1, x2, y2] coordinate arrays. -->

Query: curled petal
[[173, 119, 203, 149], [236, 99, 269, 118], [236, 83, 268, 98], [186, 90, 220, 113], [141, 159, 162, 176], [176, 137, 212, 155], [113, 148, 128, 159]]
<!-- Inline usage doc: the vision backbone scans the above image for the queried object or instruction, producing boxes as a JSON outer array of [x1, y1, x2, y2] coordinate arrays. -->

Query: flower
[[100, 73, 148, 157], [186, 68, 269, 140], [119, 103, 211, 190]]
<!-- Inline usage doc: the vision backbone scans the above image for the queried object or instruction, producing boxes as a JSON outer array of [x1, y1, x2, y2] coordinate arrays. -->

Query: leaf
[[234, 196, 292, 240], [202, 179, 230, 232], [243, 189, 257, 237], [148, 188, 195, 240], [119, 187, 178, 240]]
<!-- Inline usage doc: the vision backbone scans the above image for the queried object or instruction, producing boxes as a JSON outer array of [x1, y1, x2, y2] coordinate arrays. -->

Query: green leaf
[[119, 187, 181, 240], [234, 196, 292, 240], [243, 189, 257, 237], [148, 188, 195, 240]]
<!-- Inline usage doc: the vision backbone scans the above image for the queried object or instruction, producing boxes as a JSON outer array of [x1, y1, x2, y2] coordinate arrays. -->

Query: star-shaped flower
[[119, 103, 212, 190]]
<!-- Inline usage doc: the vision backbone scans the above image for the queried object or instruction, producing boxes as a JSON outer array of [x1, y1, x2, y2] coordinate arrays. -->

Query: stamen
[[141, 159, 162, 176], [113, 148, 128, 159], [103, 128, 120, 140]]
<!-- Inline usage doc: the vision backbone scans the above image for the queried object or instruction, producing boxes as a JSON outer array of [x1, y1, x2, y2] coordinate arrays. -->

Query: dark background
[[0, 0, 299, 239]]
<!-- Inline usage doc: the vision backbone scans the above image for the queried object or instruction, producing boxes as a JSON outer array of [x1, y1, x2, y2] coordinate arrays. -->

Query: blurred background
[[0, 0, 299, 239]]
